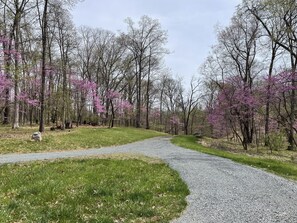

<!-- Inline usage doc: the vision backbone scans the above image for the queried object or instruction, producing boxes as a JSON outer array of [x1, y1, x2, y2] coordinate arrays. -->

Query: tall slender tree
[[38, 0, 48, 132], [123, 16, 167, 128]]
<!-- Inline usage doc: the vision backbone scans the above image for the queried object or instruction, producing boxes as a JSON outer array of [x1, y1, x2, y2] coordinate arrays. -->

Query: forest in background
[[0, 0, 203, 135], [1, 0, 297, 151], [202, 0, 297, 151]]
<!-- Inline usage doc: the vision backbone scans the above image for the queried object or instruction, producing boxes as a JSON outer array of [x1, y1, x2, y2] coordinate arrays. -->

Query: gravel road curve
[[1, 136, 297, 222]]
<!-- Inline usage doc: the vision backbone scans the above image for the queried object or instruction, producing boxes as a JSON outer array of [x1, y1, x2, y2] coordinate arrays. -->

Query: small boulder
[[31, 132, 42, 141]]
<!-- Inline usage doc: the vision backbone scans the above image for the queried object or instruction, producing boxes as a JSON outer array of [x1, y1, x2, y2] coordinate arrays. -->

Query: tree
[[201, 7, 261, 149], [144, 46, 162, 129], [0, 72, 12, 113], [218, 10, 260, 149], [38, 0, 48, 132], [95, 30, 126, 124], [208, 75, 260, 148], [76, 26, 99, 125], [0, 0, 31, 128], [122, 16, 167, 128], [0, 2, 11, 124], [177, 77, 202, 135], [246, 0, 297, 150], [52, 2, 77, 129]]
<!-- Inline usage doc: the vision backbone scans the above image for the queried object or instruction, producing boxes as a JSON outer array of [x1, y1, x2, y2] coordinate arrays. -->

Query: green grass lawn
[[0, 126, 167, 154], [0, 155, 189, 223], [172, 135, 297, 181]]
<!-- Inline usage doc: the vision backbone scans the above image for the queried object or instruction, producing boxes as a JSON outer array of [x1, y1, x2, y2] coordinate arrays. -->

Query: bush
[[267, 132, 288, 151]]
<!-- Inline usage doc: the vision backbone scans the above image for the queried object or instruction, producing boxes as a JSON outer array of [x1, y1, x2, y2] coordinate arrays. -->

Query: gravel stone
[[0, 136, 297, 222]]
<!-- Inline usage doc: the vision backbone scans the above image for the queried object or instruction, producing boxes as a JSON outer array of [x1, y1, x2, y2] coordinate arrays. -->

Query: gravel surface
[[1, 136, 297, 222]]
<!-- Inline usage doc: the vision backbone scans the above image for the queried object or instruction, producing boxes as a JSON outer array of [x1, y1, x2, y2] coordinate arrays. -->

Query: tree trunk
[[145, 49, 152, 129], [12, 7, 21, 129], [288, 71, 296, 150], [135, 57, 142, 128], [1, 3, 10, 125], [39, 0, 48, 132], [109, 100, 115, 128], [265, 42, 277, 146], [2, 36, 11, 124]]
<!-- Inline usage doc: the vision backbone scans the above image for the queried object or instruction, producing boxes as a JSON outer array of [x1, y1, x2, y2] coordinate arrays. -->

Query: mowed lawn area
[[0, 127, 189, 222], [0, 155, 189, 222], [0, 126, 167, 154]]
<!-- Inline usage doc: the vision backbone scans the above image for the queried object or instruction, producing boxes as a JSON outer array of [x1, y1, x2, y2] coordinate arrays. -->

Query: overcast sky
[[71, 0, 242, 85]]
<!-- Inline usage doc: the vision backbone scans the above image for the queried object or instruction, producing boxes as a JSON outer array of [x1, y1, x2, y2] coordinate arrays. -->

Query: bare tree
[[122, 16, 167, 128], [177, 77, 202, 135], [52, 2, 77, 129], [37, 0, 48, 132]]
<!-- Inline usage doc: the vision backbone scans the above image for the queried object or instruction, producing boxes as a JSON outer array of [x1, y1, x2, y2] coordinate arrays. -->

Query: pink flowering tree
[[149, 108, 161, 128], [115, 99, 133, 119], [92, 93, 106, 115], [17, 92, 39, 107], [106, 90, 122, 128], [261, 71, 297, 149], [0, 73, 12, 99], [0, 72, 12, 113], [169, 115, 182, 135], [1, 36, 22, 127], [207, 75, 259, 150], [71, 78, 105, 125]]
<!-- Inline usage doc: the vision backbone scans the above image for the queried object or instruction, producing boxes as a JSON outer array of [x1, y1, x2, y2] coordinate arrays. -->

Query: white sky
[[71, 0, 242, 85]]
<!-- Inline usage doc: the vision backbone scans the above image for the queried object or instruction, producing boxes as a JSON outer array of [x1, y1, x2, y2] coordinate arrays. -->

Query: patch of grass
[[0, 127, 167, 154], [0, 156, 189, 222], [172, 135, 297, 181], [200, 137, 297, 163]]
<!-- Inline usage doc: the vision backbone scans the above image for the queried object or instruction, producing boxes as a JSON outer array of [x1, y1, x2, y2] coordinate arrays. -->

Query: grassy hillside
[[0, 126, 167, 154]]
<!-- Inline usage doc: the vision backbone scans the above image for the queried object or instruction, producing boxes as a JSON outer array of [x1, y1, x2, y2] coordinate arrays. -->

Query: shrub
[[267, 132, 288, 151]]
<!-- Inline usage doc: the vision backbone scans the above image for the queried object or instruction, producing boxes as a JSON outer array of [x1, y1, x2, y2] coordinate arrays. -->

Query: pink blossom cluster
[[106, 90, 121, 99], [150, 108, 161, 119], [264, 71, 297, 102], [93, 94, 105, 113], [71, 78, 105, 114], [115, 99, 133, 116], [17, 92, 39, 106], [170, 115, 181, 125], [0, 73, 11, 87], [0, 73, 11, 99], [207, 75, 258, 137], [207, 71, 297, 137], [0, 36, 11, 44], [71, 78, 97, 92]]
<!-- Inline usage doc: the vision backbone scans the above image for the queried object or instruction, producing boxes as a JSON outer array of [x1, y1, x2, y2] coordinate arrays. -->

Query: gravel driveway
[[1, 136, 297, 222]]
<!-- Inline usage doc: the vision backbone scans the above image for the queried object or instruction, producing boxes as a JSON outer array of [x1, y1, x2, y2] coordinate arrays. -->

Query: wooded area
[[0, 0, 203, 135], [201, 0, 297, 150], [1, 0, 297, 151]]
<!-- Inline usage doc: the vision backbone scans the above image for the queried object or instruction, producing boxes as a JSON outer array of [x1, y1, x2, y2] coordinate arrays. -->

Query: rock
[[31, 132, 42, 141]]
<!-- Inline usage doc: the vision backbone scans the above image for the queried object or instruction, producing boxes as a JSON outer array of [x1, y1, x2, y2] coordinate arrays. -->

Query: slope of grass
[[172, 135, 297, 181], [0, 156, 189, 223], [0, 127, 167, 154]]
